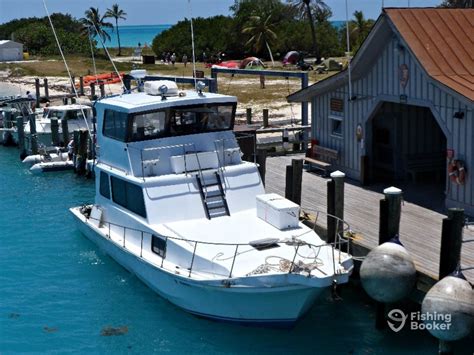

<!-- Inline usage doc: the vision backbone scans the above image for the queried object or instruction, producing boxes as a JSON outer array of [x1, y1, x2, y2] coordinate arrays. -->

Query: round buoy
[[360, 237, 416, 303], [421, 271, 474, 341]]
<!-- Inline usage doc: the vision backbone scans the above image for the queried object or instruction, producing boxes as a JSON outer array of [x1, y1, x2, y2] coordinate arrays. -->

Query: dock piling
[[327, 171, 345, 244], [292, 159, 303, 205], [439, 208, 464, 279], [29, 113, 38, 155], [70, 76, 75, 93], [375, 186, 403, 330], [16, 116, 26, 160], [35, 78, 40, 108], [79, 77, 84, 96], [263, 109, 269, 128], [284, 159, 303, 205], [50, 118, 60, 146], [246, 108, 252, 125], [61, 118, 69, 146], [76, 129, 89, 175], [43, 78, 49, 101], [99, 83, 105, 98], [90, 83, 96, 98]]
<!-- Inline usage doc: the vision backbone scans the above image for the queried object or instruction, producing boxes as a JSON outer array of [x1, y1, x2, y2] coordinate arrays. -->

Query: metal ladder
[[196, 171, 230, 219]]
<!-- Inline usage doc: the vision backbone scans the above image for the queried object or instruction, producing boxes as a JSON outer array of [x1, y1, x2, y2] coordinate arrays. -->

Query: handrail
[[84, 210, 352, 280], [301, 207, 352, 257]]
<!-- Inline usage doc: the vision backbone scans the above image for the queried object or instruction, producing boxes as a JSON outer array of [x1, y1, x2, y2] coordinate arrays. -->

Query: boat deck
[[265, 154, 474, 285]]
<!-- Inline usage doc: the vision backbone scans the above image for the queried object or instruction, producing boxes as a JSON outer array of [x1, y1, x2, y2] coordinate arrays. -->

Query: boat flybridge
[[70, 79, 353, 326]]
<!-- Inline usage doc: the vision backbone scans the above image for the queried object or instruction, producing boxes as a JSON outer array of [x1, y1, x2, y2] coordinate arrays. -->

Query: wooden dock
[[265, 154, 474, 286]]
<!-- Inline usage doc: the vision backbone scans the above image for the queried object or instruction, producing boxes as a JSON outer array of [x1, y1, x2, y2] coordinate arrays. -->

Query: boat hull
[[71, 209, 324, 326]]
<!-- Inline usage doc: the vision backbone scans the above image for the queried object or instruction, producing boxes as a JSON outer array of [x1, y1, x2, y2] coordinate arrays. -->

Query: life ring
[[448, 160, 466, 185]]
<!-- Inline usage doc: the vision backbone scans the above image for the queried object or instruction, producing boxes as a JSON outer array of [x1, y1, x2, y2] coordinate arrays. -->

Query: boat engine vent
[[144, 81, 179, 96]]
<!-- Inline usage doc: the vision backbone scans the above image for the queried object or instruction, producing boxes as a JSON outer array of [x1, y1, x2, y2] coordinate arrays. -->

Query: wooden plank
[[265, 154, 474, 285]]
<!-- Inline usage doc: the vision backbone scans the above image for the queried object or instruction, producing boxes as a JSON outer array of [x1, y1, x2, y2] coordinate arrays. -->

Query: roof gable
[[288, 8, 474, 102], [385, 8, 473, 101]]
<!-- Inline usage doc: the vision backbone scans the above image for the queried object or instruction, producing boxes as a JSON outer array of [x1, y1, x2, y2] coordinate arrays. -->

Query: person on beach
[[202, 51, 207, 63], [182, 54, 188, 67], [170, 53, 176, 67]]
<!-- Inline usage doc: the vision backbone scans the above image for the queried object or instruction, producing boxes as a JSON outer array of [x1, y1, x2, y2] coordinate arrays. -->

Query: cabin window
[[330, 116, 343, 137], [103, 110, 129, 141], [170, 104, 234, 134], [130, 111, 167, 141], [110, 176, 147, 218], [99, 171, 110, 199], [151, 235, 167, 258]]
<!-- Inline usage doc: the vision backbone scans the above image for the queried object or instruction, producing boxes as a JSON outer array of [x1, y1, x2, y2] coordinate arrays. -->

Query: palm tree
[[288, 0, 329, 63], [105, 4, 127, 56], [439, 0, 473, 7], [350, 11, 375, 51], [242, 13, 278, 66], [80, 7, 113, 44]]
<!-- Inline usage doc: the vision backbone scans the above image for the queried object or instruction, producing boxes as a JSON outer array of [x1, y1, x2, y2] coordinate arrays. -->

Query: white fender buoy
[[421, 271, 474, 341], [360, 236, 417, 303]]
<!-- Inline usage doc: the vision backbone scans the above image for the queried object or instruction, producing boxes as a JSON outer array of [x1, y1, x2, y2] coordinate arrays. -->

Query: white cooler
[[256, 193, 300, 230]]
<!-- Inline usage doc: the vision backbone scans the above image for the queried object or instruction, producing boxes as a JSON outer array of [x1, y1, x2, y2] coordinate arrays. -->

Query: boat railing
[[300, 208, 353, 276], [213, 133, 256, 172], [129, 135, 253, 183], [85, 210, 352, 280], [127, 142, 195, 180]]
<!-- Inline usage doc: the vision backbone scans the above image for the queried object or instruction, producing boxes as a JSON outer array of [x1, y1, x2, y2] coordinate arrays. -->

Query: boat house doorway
[[367, 102, 446, 209]]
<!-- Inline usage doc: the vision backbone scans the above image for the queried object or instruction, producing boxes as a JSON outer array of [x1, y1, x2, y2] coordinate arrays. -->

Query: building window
[[330, 116, 343, 137], [103, 109, 129, 141], [110, 176, 147, 218], [99, 171, 110, 199], [151, 235, 167, 258]]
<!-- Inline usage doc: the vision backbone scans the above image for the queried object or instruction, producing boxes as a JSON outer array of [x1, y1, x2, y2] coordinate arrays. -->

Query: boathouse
[[288, 8, 474, 215], [0, 40, 23, 61]]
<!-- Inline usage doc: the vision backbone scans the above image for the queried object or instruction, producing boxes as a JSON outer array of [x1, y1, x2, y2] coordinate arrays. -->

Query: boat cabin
[[43, 104, 93, 121]]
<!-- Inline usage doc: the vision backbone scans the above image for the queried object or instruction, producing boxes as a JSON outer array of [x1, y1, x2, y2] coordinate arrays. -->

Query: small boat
[[22, 147, 69, 165], [71, 78, 353, 325], [30, 160, 74, 174]]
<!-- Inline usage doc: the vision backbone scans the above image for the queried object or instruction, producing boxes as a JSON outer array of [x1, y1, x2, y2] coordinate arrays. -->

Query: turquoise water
[[0, 148, 458, 354], [101, 22, 345, 48], [101, 25, 172, 48]]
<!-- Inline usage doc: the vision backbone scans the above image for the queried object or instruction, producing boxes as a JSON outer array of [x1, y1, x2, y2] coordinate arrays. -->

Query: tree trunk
[[116, 18, 122, 56], [265, 40, 275, 67], [305, 2, 321, 64]]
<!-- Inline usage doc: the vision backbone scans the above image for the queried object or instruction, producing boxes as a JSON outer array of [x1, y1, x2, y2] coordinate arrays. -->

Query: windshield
[[112, 102, 236, 142], [48, 108, 91, 120]]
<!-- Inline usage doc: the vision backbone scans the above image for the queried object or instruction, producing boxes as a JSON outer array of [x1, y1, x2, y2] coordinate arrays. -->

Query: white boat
[[24, 104, 93, 148], [0, 98, 35, 145], [30, 160, 74, 174], [22, 146, 69, 165], [70, 80, 353, 326]]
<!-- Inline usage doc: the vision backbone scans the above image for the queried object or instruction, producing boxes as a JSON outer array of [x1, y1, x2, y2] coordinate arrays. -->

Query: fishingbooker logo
[[387, 309, 452, 332], [387, 309, 408, 332]]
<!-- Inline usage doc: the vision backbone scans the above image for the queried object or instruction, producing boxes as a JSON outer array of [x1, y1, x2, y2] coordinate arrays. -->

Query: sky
[[0, 0, 443, 25]]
